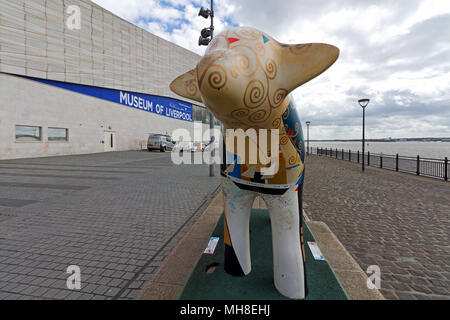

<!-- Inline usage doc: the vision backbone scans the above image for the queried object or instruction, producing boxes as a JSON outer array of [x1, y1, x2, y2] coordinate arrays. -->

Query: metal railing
[[307, 147, 449, 182]]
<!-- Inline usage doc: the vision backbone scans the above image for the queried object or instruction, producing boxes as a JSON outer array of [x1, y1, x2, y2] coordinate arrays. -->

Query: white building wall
[[0, 73, 214, 160], [0, 0, 218, 160], [0, 0, 201, 102]]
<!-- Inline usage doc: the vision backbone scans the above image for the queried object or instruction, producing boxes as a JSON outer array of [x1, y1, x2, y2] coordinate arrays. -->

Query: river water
[[309, 141, 450, 159]]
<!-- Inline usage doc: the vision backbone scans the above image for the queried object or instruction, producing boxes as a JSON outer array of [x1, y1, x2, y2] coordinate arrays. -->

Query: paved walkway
[[0, 151, 221, 300], [303, 155, 450, 300]]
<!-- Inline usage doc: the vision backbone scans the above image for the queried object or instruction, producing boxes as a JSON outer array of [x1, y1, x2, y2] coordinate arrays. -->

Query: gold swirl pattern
[[234, 52, 258, 78], [243, 80, 266, 109], [184, 79, 198, 97], [270, 88, 288, 108], [236, 54, 250, 71], [280, 135, 289, 145], [231, 108, 250, 119], [169, 26, 327, 190], [198, 27, 293, 132], [272, 117, 282, 128], [230, 66, 240, 79], [249, 109, 268, 123], [207, 64, 227, 90], [234, 28, 261, 40], [234, 53, 258, 77], [288, 156, 297, 165], [265, 58, 277, 80]]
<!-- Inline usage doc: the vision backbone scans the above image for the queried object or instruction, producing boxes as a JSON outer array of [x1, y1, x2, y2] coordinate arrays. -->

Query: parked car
[[147, 134, 175, 152]]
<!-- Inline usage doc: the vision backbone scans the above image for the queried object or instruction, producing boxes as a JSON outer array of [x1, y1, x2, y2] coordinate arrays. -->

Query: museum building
[[0, 0, 217, 160]]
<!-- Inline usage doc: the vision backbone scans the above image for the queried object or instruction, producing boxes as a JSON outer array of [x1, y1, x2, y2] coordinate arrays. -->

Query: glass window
[[193, 105, 204, 122], [192, 105, 198, 122], [204, 109, 211, 124], [48, 127, 68, 141], [201, 108, 207, 123], [193, 105, 218, 125], [15, 125, 42, 142]]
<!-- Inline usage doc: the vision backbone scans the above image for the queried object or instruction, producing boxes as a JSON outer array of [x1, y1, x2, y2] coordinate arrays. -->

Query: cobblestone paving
[[0, 151, 221, 300], [303, 155, 450, 300]]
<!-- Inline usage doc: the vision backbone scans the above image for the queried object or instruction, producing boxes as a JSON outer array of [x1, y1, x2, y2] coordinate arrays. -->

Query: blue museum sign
[[25, 76, 193, 122]]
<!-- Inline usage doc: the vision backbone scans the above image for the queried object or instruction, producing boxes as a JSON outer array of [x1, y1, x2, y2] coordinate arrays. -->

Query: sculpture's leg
[[263, 185, 306, 299], [222, 177, 256, 276], [297, 183, 308, 297]]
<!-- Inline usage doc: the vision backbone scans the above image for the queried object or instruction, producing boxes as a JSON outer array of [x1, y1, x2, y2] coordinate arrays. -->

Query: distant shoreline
[[308, 140, 450, 158], [310, 139, 450, 142]]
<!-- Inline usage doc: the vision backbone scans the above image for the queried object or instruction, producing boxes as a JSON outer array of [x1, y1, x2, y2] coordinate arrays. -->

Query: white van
[[147, 134, 175, 152]]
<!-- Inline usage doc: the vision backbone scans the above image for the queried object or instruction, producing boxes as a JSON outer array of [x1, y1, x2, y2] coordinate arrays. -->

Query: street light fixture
[[198, 4, 214, 47], [198, 36, 211, 46], [201, 27, 213, 38], [198, 6, 212, 19], [358, 98, 370, 172], [198, 1, 216, 177], [359, 99, 370, 108], [199, 27, 213, 45], [305, 121, 311, 155]]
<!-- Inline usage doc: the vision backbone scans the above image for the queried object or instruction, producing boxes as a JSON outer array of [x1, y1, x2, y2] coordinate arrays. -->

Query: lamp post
[[358, 98, 370, 172], [305, 121, 311, 155], [198, 1, 215, 177]]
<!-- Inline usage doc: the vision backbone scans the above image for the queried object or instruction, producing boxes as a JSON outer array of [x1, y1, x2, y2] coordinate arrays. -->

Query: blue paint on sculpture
[[283, 99, 306, 164]]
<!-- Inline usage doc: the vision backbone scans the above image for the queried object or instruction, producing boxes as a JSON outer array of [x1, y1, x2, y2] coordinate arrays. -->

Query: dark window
[[193, 105, 204, 122], [192, 105, 220, 125], [204, 109, 211, 124]]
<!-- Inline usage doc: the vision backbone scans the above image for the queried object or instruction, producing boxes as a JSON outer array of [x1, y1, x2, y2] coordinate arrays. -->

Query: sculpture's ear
[[169, 68, 203, 103], [278, 43, 339, 92]]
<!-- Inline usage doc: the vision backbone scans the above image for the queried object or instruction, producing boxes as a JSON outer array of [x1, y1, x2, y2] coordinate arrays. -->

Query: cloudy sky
[[92, 0, 450, 140]]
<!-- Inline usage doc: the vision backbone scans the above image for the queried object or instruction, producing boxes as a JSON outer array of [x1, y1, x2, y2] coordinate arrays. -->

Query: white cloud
[[92, 0, 450, 139]]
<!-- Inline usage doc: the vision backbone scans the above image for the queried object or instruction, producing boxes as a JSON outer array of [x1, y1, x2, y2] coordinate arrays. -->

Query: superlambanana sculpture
[[170, 27, 339, 299]]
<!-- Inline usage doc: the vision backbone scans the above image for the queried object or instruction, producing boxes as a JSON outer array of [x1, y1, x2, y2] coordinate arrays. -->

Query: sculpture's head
[[170, 26, 339, 129]]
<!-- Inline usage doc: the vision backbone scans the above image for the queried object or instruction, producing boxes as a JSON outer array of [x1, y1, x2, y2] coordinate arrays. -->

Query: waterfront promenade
[[303, 154, 450, 300]]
